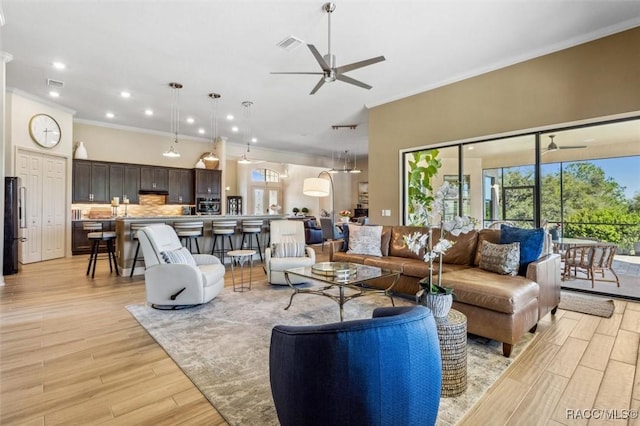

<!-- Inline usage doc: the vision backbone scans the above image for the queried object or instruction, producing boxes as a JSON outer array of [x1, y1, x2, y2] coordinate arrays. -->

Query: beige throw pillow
[[347, 225, 383, 257], [479, 240, 520, 276]]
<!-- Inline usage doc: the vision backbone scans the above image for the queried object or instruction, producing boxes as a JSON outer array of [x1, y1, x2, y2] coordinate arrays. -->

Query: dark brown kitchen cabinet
[[72, 160, 109, 203], [195, 169, 221, 198], [72, 220, 114, 255], [168, 169, 194, 204], [109, 164, 140, 204], [140, 166, 169, 192]]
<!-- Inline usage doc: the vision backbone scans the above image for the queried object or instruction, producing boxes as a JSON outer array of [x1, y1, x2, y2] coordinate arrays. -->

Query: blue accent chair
[[269, 306, 442, 426]]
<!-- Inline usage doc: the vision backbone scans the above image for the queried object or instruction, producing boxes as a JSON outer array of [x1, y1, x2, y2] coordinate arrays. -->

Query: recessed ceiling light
[[226, 114, 234, 120], [120, 91, 131, 98], [467, 146, 474, 150], [49, 91, 60, 98], [106, 112, 115, 119], [186, 117, 195, 124], [198, 128, 205, 134], [52, 61, 66, 70], [231, 126, 239, 132], [251, 137, 258, 143], [144, 109, 153, 116]]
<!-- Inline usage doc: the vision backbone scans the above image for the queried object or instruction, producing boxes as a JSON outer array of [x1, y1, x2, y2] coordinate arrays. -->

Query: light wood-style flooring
[[1, 250, 638, 425]]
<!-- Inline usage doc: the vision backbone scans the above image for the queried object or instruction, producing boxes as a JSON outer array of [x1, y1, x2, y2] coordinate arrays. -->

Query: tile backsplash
[[72, 195, 186, 218]]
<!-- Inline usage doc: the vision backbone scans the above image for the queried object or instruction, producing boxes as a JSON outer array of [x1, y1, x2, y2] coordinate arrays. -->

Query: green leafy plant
[[407, 149, 441, 226], [301, 207, 309, 214], [292, 207, 300, 214]]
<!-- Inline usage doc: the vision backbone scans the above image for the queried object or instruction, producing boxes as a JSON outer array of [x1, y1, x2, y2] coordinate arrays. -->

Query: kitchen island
[[115, 214, 285, 276]]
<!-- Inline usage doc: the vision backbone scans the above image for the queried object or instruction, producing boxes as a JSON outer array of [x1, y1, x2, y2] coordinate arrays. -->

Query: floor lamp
[[303, 171, 334, 228]]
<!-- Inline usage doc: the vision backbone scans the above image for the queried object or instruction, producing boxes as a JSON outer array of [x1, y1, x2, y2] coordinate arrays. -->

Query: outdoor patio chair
[[563, 243, 620, 287]]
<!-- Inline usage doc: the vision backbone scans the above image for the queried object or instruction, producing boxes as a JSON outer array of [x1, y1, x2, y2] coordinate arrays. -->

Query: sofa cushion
[[440, 268, 539, 314], [347, 225, 383, 257], [474, 229, 501, 266], [363, 256, 408, 273], [479, 241, 520, 276], [161, 247, 197, 266], [402, 260, 471, 278], [433, 228, 478, 266], [380, 226, 392, 256], [500, 225, 545, 276], [389, 226, 428, 259], [199, 263, 227, 287], [332, 251, 372, 264]]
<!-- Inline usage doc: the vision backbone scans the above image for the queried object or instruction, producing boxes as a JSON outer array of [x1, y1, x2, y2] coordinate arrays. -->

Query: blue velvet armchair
[[269, 306, 442, 426]]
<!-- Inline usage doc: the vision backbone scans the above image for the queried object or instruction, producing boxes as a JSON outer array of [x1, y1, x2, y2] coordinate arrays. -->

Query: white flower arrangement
[[404, 181, 477, 295]]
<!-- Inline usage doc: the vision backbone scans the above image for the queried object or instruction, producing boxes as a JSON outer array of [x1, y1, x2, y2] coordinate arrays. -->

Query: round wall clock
[[29, 114, 61, 148]]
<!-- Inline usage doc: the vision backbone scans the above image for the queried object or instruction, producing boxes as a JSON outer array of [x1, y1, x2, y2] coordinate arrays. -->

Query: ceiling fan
[[271, 2, 385, 95], [542, 134, 587, 155]]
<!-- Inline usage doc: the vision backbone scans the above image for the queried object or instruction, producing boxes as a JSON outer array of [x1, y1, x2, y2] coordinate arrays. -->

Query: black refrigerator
[[3, 177, 23, 275]]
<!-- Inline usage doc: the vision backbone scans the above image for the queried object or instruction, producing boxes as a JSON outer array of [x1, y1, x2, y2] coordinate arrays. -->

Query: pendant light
[[203, 92, 221, 162], [238, 101, 254, 164], [163, 82, 182, 158], [350, 151, 361, 174]]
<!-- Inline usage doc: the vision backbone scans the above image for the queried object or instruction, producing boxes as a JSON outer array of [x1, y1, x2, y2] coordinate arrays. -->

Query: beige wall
[[369, 27, 640, 225]]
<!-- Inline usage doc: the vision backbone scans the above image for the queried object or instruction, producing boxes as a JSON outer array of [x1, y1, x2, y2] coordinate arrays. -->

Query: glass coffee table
[[284, 262, 400, 321]]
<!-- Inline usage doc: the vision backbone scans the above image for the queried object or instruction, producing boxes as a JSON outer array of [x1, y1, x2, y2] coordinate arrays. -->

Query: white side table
[[228, 249, 256, 292]]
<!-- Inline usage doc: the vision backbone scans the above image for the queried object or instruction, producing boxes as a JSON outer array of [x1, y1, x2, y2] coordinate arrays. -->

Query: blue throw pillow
[[499, 225, 545, 276]]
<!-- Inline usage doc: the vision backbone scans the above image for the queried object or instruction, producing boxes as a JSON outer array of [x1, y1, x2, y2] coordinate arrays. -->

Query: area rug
[[127, 284, 534, 426], [559, 291, 615, 318]]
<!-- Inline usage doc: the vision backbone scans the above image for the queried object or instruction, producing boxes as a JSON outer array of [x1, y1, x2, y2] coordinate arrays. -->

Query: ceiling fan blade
[[270, 71, 324, 75], [559, 145, 587, 149], [307, 44, 331, 72], [336, 74, 372, 90], [335, 56, 386, 74], [310, 77, 326, 95]]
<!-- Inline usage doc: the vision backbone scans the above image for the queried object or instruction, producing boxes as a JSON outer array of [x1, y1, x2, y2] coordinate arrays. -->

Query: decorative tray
[[311, 262, 357, 278]]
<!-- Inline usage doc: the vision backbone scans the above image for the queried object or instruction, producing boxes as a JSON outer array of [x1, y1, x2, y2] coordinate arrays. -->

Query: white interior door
[[16, 150, 67, 264], [17, 151, 43, 263], [42, 156, 66, 260]]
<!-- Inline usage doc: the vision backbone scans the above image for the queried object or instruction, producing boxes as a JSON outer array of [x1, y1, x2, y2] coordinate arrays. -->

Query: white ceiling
[[2, 0, 640, 160]]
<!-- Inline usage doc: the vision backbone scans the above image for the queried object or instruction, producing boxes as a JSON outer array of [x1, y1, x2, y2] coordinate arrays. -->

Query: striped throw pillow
[[272, 242, 306, 258], [161, 247, 197, 266]]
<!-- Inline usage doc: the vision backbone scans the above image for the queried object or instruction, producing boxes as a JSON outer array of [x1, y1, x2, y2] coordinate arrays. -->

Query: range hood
[[138, 189, 169, 195]]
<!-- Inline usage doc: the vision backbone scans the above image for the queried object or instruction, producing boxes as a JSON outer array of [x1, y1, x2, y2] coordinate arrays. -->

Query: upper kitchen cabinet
[[195, 169, 221, 199], [167, 169, 194, 204], [109, 163, 140, 204], [140, 166, 169, 192], [72, 160, 110, 203]]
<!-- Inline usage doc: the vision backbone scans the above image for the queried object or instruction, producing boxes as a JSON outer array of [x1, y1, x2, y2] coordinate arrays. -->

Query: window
[[249, 168, 282, 215]]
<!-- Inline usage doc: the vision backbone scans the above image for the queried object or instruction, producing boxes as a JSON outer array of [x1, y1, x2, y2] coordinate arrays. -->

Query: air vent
[[277, 35, 304, 51], [47, 78, 64, 88]]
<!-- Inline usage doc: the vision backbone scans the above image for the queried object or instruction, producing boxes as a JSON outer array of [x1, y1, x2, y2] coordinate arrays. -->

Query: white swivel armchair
[[137, 224, 225, 308], [265, 220, 316, 285]]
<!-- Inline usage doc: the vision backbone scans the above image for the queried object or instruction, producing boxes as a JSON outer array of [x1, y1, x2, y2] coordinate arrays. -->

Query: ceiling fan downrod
[[323, 2, 336, 68]]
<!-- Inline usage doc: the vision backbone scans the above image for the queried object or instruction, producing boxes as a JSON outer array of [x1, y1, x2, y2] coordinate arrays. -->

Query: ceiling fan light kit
[[271, 2, 385, 94]]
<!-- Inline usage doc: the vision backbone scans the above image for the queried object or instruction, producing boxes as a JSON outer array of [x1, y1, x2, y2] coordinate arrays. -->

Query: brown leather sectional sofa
[[329, 225, 561, 356]]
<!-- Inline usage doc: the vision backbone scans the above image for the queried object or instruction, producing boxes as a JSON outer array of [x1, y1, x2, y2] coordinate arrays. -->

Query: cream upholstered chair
[[137, 224, 225, 308], [265, 220, 316, 285]]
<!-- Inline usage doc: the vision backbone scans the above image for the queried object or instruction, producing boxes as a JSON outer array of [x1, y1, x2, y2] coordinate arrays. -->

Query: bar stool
[[173, 221, 204, 253], [211, 220, 237, 264], [129, 223, 158, 277], [84, 222, 119, 279], [241, 219, 264, 262]]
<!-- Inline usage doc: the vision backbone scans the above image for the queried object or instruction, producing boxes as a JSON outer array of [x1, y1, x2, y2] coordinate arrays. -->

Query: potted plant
[[301, 207, 309, 216], [404, 181, 476, 317], [292, 207, 300, 216]]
